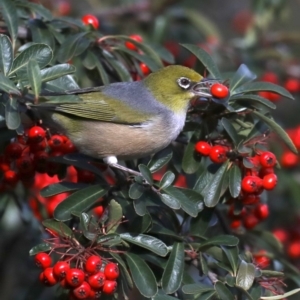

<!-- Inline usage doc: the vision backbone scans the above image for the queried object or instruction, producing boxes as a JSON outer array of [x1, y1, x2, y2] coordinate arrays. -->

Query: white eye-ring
[[177, 77, 191, 90]]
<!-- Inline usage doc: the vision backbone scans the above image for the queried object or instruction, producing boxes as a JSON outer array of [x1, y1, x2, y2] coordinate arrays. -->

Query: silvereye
[[35, 65, 210, 174]]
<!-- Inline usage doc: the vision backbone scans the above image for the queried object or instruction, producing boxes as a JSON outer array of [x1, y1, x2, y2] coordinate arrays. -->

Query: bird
[[32, 65, 211, 175]]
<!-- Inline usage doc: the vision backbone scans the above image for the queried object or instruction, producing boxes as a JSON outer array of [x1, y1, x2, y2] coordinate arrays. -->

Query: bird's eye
[[177, 77, 191, 90]]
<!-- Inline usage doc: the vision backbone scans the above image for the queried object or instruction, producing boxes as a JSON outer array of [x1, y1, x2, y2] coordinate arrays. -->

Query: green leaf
[[194, 169, 214, 193], [19, 2, 53, 20], [0, 0, 18, 49], [96, 233, 122, 246], [162, 242, 184, 294], [133, 198, 148, 216], [177, 188, 203, 217], [152, 293, 178, 300], [159, 171, 175, 190], [222, 246, 239, 276], [5, 96, 20, 130], [252, 110, 297, 154], [236, 260, 256, 291], [195, 291, 217, 300], [233, 81, 294, 100], [159, 193, 181, 209], [198, 235, 239, 250], [129, 183, 145, 200], [54, 185, 107, 221], [27, 59, 41, 99], [29, 243, 52, 256], [231, 94, 276, 109], [203, 161, 229, 207], [182, 131, 201, 174], [148, 150, 173, 173], [29, 19, 55, 49], [214, 281, 235, 300], [190, 208, 214, 237], [120, 233, 168, 257], [110, 253, 133, 289], [138, 164, 153, 185], [182, 283, 214, 294], [180, 44, 221, 79], [229, 64, 257, 92], [260, 288, 300, 299], [41, 64, 76, 82], [40, 182, 88, 197], [229, 164, 241, 198], [0, 73, 20, 95], [10, 44, 53, 75], [107, 199, 122, 233], [42, 219, 73, 237], [221, 118, 240, 145], [0, 34, 13, 75], [125, 252, 158, 297]]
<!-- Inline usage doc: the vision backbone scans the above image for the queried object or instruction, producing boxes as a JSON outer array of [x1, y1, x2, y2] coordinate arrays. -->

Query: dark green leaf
[[107, 199, 122, 233], [110, 253, 133, 289], [29, 243, 52, 256], [249, 285, 262, 300], [131, 214, 152, 233], [27, 59, 41, 99], [214, 281, 235, 300], [203, 161, 229, 207], [40, 182, 88, 197], [177, 188, 203, 217], [19, 2, 53, 20], [42, 219, 73, 237], [29, 19, 55, 49], [261, 270, 284, 277], [196, 291, 217, 300], [147, 43, 174, 64], [120, 233, 168, 257], [129, 183, 145, 200], [182, 283, 214, 294], [54, 185, 107, 221], [233, 81, 294, 100], [221, 118, 240, 145], [180, 44, 221, 79], [44, 74, 80, 93], [222, 246, 239, 276], [229, 164, 241, 198], [199, 235, 239, 250], [10, 44, 53, 75], [231, 94, 276, 109], [182, 131, 201, 174], [0, 34, 13, 75], [0, 0, 18, 49], [80, 212, 97, 240], [190, 208, 214, 237], [133, 198, 148, 216], [194, 169, 214, 192], [125, 252, 158, 297], [159, 193, 181, 209], [96, 233, 121, 246], [138, 164, 153, 185], [199, 252, 209, 275], [5, 96, 20, 130], [236, 260, 256, 290], [162, 242, 184, 294], [252, 110, 297, 154], [229, 64, 257, 92], [41, 64, 76, 82], [159, 171, 175, 190], [148, 151, 172, 173], [152, 293, 178, 300], [0, 73, 20, 95]]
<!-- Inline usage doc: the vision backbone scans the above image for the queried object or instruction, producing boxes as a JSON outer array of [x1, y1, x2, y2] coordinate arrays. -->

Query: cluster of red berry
[[36, 252, 118, 299]]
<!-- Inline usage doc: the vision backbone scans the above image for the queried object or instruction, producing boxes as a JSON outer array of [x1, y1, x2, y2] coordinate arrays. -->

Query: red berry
[[29, 140, 47, 153], [210, 83, 229, 99], [254, 203, 269, 220], [241, 194, 260, 205], [284, 78, 300, 93], [140, 63, 150, 75], [102, 280, 117, 295], [261, 72, 279, 84], [93, 205, 104, 217], [89, 289, 102, 299], [272, 228, 289, 244], [104, 263, 119, 280], [243, 214, 259, 229], [85, 255, 102, 274], [66, 268, 85, 287], [125, 34, 143, 51], [49, 135, 64, 151], [253, 251, 270, 269], [34, 151, 49, 173], [28, 126, 46, 143], [230, 219, 241, 229], [262, 173, 277, 190], [209, 145, 227, 163], [287, 241, 300, 259], [40, 267, 57, 286], [259, 167, 274, 177], [281, 151, 298, 168], [73, 281, 91, 299], [259, 151, 276, 168], [81, 14, 99, 29], [53, 261, 70, 280], [5, 142, 23, 159], [195, 141, 211, 156], [88, 272, 106, 289], [241, 176, 263, 193], [3, 170, 19, 185], [77, 169, 96, 183], [62, 140, 77, 154], [16, 155, 35, 174], [35, 252, 52, 269]]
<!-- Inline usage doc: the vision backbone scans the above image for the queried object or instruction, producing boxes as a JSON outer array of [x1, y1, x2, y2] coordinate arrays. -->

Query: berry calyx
[[81, 14, 99, 29], [259, 151, 276, 168], [85, 255, 102, 274], [102, 280, 117, 295], [125, 34, 143, 51], [53, 261, 70, 280], [210, 83, 229, 99], [35, 252, 52, 269], [28, 126, 46, 143], [262, 173, 277, 190], [104, 263, 119, 280], [241, 176, 263, 193], [66, 268, 85, 287], [73, 281, 91, 299], [209, 145, 227, 163], [88, 272, 106, 289], [195, 141, 211, 156]]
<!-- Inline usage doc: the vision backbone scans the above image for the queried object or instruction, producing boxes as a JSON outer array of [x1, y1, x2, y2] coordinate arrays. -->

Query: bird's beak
[[191, 79, 220, 97]]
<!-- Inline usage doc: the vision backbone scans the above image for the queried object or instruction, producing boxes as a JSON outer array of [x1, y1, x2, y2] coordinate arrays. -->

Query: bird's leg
[[103, 156, 142, 177]]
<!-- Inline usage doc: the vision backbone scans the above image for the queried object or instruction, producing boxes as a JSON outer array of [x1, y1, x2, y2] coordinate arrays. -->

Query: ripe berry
[[62, 140, 77, 154], [66, 268, 85, 287], [254, 203, 269, 220], [40, 267, 57, 286], [281, 151, 298, 168], [195, 141, 211, 156], [243, 214, 259, 229], [35, 252, 52, 269], [253, 251, 270, 269], [104, 263, 119, 280], [259, 167, 274, 177], [230, 219, 241, 229], [102, 280, 117, 295], [125, 34, 143, 51], [88, 272, 106, 289], [261, 72, 278, 84], [284, 78, 300, 93], [209, 145, 227, 163], [272, 228, 289, 244], [3, 170, 19, 185], [210, 83, 229, 99], [5, 142, 23, 159], [49, 135, 65, 151], [89, 289, 102, 299], [287, 241, 300, 259], [73, 281, 91, 299], [28, 126, 46, 143], [93, 205, 104, 217], [85, 255, 102, 274], [262, 173, 277, 190], [77, 169, 96, 183], [53, 261, 70, 280], [241, 176, 263, 193], [81, 14, 99, 29], [259, 151, 276, 168], [241, 194, 260, 205]]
